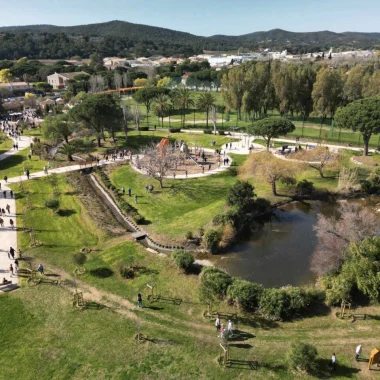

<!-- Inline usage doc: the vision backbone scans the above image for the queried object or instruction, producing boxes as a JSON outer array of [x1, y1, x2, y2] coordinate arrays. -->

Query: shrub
[[360, 180, 373, 194], [44, 198, 60, 212], [218, 130, 225, 135], [132, 214, 145, 224], [185, 231, 193, 240], [171, 250, 194, 272], [119, 265, 135, 279], [228, 167, 238, 176], [198, 227, 205, 237], [218, 224, 236, 249], [203, 129, 212, 134], [72, 252, 87, 266], [281, 176, 297, 186], [226, 181, 255, 210], [139, 126, 149, 131], [369, 167, 380, 185], [287, 342, 318, 373], [296, 179, 315, 196], [203, 229, 222, 253], [227, 279, 263, 311], [199, 267, 232, 301], [169, 128, 181, 133], [254, 198, 271, 214], [259, 288, 288, 320]]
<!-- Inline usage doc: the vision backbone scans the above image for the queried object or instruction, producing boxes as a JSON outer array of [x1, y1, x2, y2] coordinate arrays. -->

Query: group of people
[[7, 246, 20, 277], [0, 204, 14, 228], [215, 315, 234, 339]]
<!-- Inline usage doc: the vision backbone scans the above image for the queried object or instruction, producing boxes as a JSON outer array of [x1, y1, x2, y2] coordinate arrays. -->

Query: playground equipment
[[157, 138, 170, 156], [369, 348, 380, 369], [218, 342, 258, 369], [340, 301, 351, 318], [146, 283, 182, 305], [73, 292, 85, 307], [219, 343, 230, 366]]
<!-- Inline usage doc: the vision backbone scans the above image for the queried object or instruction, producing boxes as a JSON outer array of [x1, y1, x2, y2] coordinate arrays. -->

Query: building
[[0, 81, 31, 95], [47, 72, 89, 89]]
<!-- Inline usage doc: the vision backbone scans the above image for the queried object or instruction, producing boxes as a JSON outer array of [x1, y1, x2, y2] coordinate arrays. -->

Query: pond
[[211, 198, 379, 288]]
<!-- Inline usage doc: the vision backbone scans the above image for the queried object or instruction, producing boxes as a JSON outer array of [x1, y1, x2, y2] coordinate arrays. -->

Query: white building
[[47, 72, 89, 89]]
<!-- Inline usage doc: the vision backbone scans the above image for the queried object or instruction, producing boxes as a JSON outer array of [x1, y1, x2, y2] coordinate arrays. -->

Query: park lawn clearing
[[110, 164, 236, 242], [0, 133, 12, 155]]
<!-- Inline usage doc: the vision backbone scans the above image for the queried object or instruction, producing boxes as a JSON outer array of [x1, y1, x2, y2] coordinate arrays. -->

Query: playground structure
[[369, 348, 380, 370], [218, 343, 258, 370], [146, 283, 182, 305], [138, 138, 224, 177], [339, 300, 367, 321]]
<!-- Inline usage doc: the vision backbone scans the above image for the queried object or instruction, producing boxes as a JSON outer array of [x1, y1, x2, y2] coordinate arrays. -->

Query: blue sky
[[1, 0, 379, 36]]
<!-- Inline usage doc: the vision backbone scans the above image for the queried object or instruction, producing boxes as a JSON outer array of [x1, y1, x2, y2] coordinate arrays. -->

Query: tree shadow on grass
[[311, 358, 361, 378], [229, 343, 253, 349], [238, 314, 279, 330], [84, 301, 106, 310], [90, 267, 114, 278], [57, 209, 77, 217], [229, 330, 255, 342]]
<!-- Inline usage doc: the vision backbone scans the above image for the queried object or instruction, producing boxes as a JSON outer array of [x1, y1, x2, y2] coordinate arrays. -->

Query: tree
[[24, 93, 37, 108], [89, 52, 105, 71], [287, 342, 318, 373], [312, 67, 344, 118], [221, 66, 246, 119], [226, 181, 256, 210], [251, 117, 295, 151], [241, 151, 298, 196], [157, 77, 172, 88], [133, 78, 148, 87], [292, 146, 340, 178], [226, 279, 263, 311], [171, 250, 194, 273], [199, 267, 232, 303], [311, 202, 379, 276], [133, 87, 170, 128], [343, 65, 364, 102], [44, 198, 60, 213], [42, 114, 74, 144], [172, 87, 194, 128], [0, 68, 13, 83], [88, 75, 105, 93], [335, 97, 380, 156], [153, 93, 171, 127], [58, 143, 76, 161], [138, 142, 177, 188], [196, 92, 216, 128], [70, 93, 123, 147]]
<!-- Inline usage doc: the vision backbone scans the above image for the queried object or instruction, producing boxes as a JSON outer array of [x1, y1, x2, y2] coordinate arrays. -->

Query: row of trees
[[221, 61, 380, 121]]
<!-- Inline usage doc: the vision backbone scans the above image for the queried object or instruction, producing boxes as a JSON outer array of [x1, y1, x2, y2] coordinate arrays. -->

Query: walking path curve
[[0, 135, 31, 162]]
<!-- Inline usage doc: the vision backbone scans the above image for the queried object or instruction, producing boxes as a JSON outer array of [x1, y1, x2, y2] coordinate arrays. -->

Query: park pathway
[[0, 135, 31, 162]]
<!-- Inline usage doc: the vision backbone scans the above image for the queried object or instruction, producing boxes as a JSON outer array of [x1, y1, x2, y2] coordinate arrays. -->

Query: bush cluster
[[360, 167, 380, 194], [168, 128, 181, 133], [287, 342, 318, 373], [119, 265, 135, 279], [139, 126, 149, 131], [44, 198, 60, 212], [199, 267, 324, 319], [95, 168, 145, 224], [171, 250, 194, 272]]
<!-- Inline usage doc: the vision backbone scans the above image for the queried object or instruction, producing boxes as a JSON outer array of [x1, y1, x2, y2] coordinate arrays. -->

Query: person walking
[[3, 175, 7, 183], [9, 264, 14, 276], [6, 204, 10, 214], [185, 170, 188, 178], [355, 344, 362, 361], [14, 259, 18, 272], [3, 190, 6, 198], [331, 353, 336, 371], [128, 188, 131, 197], [220, 325, 225, 338], [215, 316, 221, 332], [134, 194, 138, 204], [37, 263, 44, 275], [26, 169, 30, 180], [121, 186, 125, 195], [137, 293, 143, 308], [9, 219, 14, 229], [227, 320, 233, 336], [9, 247, 15, 260]]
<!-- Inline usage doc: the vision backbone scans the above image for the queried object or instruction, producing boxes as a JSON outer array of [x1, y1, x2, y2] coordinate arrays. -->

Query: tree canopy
[[335, 97, 380, 155]]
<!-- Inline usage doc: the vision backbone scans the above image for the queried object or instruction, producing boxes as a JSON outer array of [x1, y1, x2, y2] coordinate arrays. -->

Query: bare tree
[[241, 151, 299, 196], [292, 147, 341, 178], [338, 167, 358, 191], [122, 104, 133, 141], [114, 72, 123, 90], [138, 143, 178, 188], [311, 202, 379, 276], [134, 102, 141, 130], [88, 75, 105, 93]]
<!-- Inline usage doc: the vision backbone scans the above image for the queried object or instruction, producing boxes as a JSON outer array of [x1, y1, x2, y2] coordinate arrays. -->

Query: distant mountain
[[0, 21, 379, 60]]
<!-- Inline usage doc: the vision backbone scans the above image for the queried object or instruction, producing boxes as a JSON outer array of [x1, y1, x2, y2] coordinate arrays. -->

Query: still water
[[212, 201, 327, 288], [212, 198, 379, 288]]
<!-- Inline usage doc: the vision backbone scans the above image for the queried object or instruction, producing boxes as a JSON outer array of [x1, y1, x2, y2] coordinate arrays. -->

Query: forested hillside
[[0, 20, 380, 59]]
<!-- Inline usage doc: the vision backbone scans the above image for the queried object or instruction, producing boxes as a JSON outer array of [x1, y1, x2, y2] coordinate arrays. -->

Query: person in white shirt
[[215, 316, 220, 332], [331, 353, 336, 371], [227, 320, 233, 336], [355, 344, 362, 361]]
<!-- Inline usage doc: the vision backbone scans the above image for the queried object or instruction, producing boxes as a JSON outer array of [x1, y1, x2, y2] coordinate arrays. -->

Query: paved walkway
[[0, 135, 31, 162]]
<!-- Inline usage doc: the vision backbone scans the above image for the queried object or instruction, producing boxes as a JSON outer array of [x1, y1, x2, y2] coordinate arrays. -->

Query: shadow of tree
[[57, 209, 77, 217], [311, 358, 361, 378], [90, 267, 114, 278]]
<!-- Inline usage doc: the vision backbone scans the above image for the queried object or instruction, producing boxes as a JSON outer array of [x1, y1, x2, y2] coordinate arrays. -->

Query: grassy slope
[[5, 170, 380, 379]]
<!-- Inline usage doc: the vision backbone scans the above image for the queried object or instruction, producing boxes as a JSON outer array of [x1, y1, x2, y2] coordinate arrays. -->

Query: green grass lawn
[[110, 164, 237, 242], [6, 161, 380, 379], [0, 133, 12, 155]]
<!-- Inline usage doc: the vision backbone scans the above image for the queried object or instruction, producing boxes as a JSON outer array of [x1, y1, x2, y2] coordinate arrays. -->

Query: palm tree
[[172, 87, 195, 128], [153, 93, 171, 128], [58, 143, 76, 161], [197, 92, 216, 129]]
